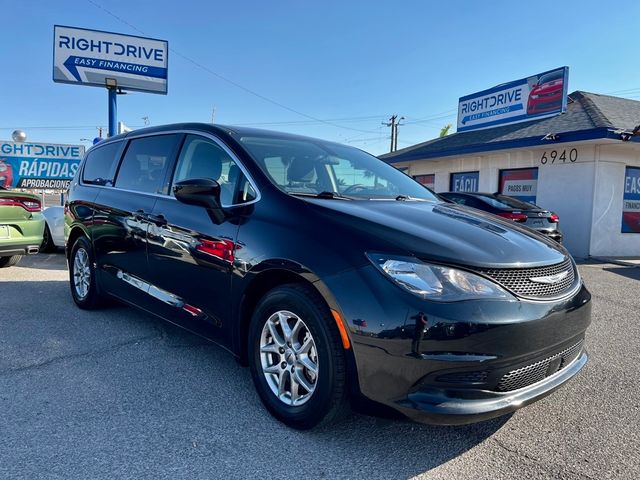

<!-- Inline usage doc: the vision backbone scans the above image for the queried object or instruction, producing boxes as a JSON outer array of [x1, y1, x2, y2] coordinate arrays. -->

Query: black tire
[[69, 236, 103, 309], [248, 283, 348, 429], [40, 224, 55, 253], [0, 255, 22, 268]]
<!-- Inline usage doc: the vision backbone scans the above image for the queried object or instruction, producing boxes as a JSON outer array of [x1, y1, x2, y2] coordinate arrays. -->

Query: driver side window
[[171, 135, 256, 206]]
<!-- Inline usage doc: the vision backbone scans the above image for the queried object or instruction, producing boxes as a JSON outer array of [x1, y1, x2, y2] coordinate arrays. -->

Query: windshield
[[538, 71, 563, 84], [238, 135, 438, 201]]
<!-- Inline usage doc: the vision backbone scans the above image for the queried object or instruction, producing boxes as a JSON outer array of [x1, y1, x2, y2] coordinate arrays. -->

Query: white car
[[41, 206, 64, 252]]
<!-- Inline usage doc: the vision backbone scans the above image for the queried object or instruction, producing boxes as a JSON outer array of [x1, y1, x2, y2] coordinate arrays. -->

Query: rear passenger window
[[115, 134, 180, 194], [82, 141, 123, 185], [171, 135, 257, 206]]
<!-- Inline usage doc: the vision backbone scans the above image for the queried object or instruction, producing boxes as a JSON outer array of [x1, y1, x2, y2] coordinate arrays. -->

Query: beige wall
[[394, 140, 640, 258]]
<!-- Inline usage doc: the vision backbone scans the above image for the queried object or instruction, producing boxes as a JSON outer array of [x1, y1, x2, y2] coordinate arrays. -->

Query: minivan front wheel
[[249, 283, 348, 429], [69, 236, 102, 309]]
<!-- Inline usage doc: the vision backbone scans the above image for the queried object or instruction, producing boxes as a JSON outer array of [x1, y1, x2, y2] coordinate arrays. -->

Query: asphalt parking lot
[[1, 254, 639, 480]]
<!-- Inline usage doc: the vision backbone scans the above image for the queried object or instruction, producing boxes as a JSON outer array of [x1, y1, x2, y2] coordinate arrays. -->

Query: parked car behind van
[[0, 186, 44, 267], [65, 123, 591, 429], [440, 192, 563, 243]]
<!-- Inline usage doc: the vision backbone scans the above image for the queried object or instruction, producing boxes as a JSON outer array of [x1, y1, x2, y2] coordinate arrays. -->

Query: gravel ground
[[0, 254, 638, 479]]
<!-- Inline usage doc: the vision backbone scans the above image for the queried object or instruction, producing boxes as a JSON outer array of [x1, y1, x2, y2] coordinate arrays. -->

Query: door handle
[[146, 213, 167, 227], [134, 210, 167, 227], [134, 209, 146, 221]]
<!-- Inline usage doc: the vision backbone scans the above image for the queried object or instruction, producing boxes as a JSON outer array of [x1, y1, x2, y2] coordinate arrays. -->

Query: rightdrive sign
[[53, 25, 168, 94], [457, 67, 569, 132]]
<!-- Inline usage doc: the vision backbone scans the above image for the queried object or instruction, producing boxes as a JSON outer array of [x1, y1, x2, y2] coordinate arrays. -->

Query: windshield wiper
[[289, 191, 354, 200], [395, 195, 427, 201]]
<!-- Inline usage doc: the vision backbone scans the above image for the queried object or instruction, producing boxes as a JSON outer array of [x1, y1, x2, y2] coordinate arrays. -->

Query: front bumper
[[395, 350, 587, 425], [324, 264, 592, 424]]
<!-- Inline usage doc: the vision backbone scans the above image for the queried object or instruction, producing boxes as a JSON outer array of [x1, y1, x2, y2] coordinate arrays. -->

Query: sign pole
[[108, 87, 117, 137]]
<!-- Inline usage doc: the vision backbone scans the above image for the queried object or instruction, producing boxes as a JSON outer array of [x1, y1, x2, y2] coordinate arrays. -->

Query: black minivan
[[65, 123, 591, 429]]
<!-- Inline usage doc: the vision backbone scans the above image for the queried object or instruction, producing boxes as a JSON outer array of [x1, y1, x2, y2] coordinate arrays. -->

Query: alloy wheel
[[259, 310, 319, 406], [73, 247, 91, 299]]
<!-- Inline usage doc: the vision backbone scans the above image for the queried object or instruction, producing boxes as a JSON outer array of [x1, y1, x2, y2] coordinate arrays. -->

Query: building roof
[[380, 91, 640, 163]]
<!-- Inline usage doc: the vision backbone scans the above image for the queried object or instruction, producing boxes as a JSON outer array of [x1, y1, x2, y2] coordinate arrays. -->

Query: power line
[[603, 87, 640, 95], [85, 0, 382, 135], [234, 115, 387, 127], [403, 110, 457, 125]]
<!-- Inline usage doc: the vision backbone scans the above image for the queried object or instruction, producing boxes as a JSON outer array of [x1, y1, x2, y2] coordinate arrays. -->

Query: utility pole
[[211, 106, 216, 124], [383, 115, 405, 152]]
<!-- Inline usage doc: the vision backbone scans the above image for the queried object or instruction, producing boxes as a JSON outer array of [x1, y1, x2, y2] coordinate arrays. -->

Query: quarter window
[[82, 141, 123, 185], [171, 135, 256, 206], [115, 134, 180, 194]]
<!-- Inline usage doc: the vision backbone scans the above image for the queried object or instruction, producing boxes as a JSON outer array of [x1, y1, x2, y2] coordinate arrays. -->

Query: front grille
[[474, 258, 576, 299], [437, 370, 488, 384], [495, 340, 583, 392]]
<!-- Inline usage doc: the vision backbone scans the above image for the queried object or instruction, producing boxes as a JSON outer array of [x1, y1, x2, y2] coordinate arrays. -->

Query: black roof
[[100, 122, 351, 143], [89, 122, 347, 152], [380, 91, 640, 163]]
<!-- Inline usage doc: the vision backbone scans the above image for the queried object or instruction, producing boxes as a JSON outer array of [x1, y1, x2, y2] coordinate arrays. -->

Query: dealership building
[[381, 90, 640, 258]]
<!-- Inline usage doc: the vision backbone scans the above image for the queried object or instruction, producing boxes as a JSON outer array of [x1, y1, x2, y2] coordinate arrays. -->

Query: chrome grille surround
[[495, 340, 584, 392], [473, 258, 577, 300]]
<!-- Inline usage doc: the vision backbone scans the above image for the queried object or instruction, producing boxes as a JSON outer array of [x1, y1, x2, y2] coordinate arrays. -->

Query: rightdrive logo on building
[[457, 67, 569, 132]]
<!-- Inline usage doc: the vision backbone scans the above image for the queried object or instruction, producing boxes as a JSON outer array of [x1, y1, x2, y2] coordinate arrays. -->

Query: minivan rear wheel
[[248, 283, 348, 429], [69, 236, 103, 309]]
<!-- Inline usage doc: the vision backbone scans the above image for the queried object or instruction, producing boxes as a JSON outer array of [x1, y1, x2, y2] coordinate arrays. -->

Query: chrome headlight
[[367, 253, 514, 302]]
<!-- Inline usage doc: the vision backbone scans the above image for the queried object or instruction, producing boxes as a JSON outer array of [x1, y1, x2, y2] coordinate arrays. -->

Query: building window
[[413, 174, 435, 190], [499, 167, 539, 204], [450, 171, 479, 192]]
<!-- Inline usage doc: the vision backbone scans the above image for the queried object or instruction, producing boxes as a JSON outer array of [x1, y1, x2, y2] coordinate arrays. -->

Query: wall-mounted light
[[620, 131, 633, 141], [105, 78, 117, 88]]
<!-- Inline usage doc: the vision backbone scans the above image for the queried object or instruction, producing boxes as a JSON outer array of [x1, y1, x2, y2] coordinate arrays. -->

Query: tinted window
[[172, 135, 256, 206], [115, 134, 180, 194], [82, 141, 123, 185], [444, 194, 470, 206], [477, 194, 536, 210], [239, 136, 438, 201], [538, 70, 563, 84]]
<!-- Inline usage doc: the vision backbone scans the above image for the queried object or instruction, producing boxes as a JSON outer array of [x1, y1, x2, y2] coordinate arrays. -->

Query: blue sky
[[2, 0, 640, 154]]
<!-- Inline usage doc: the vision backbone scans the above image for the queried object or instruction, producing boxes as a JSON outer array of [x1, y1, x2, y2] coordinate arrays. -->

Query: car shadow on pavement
[[0, 277, 511, 479], [603, 266, 640, 281], [5, 252, 68, 272]]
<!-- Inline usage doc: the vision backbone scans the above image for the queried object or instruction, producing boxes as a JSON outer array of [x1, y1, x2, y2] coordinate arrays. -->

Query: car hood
[[303, 199, 567, 268]]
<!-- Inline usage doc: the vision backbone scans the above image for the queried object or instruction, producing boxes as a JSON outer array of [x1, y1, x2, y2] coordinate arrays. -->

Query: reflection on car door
[[146, 134, 253, 343], [93, 133, 182, 307]]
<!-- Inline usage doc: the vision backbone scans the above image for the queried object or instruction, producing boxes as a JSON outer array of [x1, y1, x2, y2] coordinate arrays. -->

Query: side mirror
[[173, 178, 225, 223]]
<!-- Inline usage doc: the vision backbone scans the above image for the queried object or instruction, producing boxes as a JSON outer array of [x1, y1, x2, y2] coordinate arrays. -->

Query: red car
[[0, 159, 13, 189], [527, 70, 564, 115]]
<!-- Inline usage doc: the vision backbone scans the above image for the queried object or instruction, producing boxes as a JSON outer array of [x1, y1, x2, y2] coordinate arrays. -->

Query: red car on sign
[[0, 159, 13, 188], [527, 70, 564, 115]]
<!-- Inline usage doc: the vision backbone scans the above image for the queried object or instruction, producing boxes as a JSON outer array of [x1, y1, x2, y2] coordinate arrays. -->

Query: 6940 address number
[[540, 149, 578, 164]]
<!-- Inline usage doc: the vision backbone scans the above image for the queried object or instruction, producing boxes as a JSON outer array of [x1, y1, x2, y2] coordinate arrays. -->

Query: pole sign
[[622, 167, 640, 233], [499, 168, 538, 204], [450, 171, 479, 192], [0, 141, 84, 190], [53, 25, 168, 94], [457, 67, 569, 132]]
